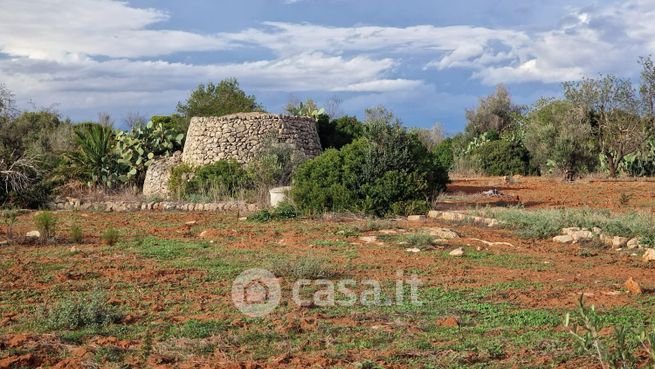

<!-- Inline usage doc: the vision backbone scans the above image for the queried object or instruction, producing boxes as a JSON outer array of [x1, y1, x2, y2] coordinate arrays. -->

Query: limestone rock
[[407, 215, 426, 222], [359, 236, 377, 243], [405, 248, 421, 253], [449, 247, 465, 257], [425, 227, 459, 240], [612, 236, 629, 248], [26, 231, 40, 238], [553, 235, 574, 244], [642, 248, 655, 262], [627, 238, 642, 249]]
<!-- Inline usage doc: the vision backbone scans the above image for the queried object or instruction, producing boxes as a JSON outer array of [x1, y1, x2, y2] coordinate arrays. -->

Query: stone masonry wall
[[181, 112, 322, 166], [142, 151, 182, 198]]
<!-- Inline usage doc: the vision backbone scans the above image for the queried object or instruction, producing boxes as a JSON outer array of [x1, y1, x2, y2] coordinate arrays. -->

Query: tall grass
[[481, 207, 655, 243]]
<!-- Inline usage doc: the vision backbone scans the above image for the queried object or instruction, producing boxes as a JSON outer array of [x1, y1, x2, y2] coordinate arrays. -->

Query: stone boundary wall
[[182, 112, 322, 166], [51, 200, 258, 213], [142, 151, 182, 198]]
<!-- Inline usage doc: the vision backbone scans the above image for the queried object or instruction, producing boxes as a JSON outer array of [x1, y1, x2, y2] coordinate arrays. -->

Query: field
[[2, 177, 655, 369]]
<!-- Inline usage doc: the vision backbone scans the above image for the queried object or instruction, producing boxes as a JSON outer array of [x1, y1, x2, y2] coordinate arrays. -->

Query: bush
[[34, 211, 57, 241], [473, 137, 536, 176], [433, 138, 454, 171], [249, 201, 299, 222], [41, 290, 123, 330], [169, 160, 251, 201], [247, 139, 307, 204], [70, 224, 83, 243], [316, 115, 364, 149], [292, 111, 449, 216], [102, 227, 120, 246]]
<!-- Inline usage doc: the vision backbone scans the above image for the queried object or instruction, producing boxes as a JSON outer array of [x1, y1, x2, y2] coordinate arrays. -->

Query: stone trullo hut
[[142, 112, 322, 198]]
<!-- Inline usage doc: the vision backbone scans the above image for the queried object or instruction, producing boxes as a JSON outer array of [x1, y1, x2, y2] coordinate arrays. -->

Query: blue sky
[[1, 0, 654, 133]]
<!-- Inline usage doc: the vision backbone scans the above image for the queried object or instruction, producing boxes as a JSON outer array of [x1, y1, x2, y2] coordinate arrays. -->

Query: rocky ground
[[1, 177, 655, 368]]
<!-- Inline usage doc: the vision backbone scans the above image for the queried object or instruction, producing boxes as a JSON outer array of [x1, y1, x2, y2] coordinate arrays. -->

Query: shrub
[[34, 211, 57, 241], [473, 137, 536, 176], [292, 110, 449, 216], [247, 139, 307, 204], [102, 227, 120, 246], [41, 290, 123, 330], [169, 160, 251, 201], [432, 138, 454, 171], [2, 208, 17, 241], [249, 201, 299, 222], [70, 224, 83, 243], [316, 115, 364, 149], [189, 160, 250, 199]]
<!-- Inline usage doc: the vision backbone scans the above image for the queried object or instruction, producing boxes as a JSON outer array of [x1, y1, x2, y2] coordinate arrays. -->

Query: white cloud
[[1, 0, 655, 119]]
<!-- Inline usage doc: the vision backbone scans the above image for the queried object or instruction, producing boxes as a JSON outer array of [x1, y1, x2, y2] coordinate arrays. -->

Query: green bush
[[316, 115, 364, 149], [102, 227, 120, 246], [473, 137, 536, 176], [41, 290, 123, 330], [34, 211, 57, 241], [249, 201, 299, 222], [432, 138, 454, 171], [70, 224, 83, 243], [169, 160, 251, 201], [292, 113, 448, 216]]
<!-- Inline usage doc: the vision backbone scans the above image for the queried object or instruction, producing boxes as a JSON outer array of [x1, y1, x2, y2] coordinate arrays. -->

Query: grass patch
[[266, 254, 340, 279], [169, 319, 230, 339], [131, 237, 211, 260], [481, 207, 655, 242]]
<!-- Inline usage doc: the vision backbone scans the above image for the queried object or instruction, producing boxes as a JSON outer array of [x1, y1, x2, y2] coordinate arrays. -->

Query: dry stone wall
[[142, 151, 182, 198], [181, 112, 322, 166]]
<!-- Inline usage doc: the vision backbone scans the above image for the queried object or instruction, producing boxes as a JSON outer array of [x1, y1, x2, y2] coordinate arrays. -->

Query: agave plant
[[67, 123, 123, 188]]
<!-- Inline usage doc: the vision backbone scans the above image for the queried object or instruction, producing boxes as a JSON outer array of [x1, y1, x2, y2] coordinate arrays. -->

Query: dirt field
[[1, 177, 654, 368]]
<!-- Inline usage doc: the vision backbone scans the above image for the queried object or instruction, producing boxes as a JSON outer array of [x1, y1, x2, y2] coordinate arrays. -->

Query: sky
[[1, 0, 655, 133]]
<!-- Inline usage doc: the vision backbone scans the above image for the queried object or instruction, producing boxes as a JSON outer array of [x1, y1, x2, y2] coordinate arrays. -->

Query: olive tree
[[464, 84, 524, 136], [564, 75, 645, 178], [524, 99, 598, 177]]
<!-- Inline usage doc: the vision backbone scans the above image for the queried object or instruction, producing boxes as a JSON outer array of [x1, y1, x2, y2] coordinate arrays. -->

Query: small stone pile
[[51, 200, 258, 213]]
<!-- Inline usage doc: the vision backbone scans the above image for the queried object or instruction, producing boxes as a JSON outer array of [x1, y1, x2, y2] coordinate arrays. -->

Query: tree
[[316, 115, 363, 150], [413, 122, 446, 151], [465, 84, 524, 136], [176, 78, 262, 132], [564, 75, 645, 178], [524, 99, 598, 177], [640, 55, 655, 125]]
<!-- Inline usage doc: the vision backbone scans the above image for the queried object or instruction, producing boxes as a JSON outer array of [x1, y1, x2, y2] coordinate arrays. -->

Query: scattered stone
[[449, 247, 465, 257], [561, 227, 581, 234], [592, 227, 603, 235], [359, 236, 378, 243], [627, 238, 642, 249], [69, 246, 80, 253], [25, 231, 40, 239], [405, 248, 421, 253], [642, 248, 655, 262], [378, 229, 398, 235], [625, 277, 642, 295], [467, 238, 515, 247], [427, 210, 441, 219], [561, 228, 594, 242], [553, 235, 574, 244], [185, 220, 198, 226], [425, 227, 459, 240], [612, 236, 629, 248], [407, 215, 426, 222], [437, 316, 460, 328], [570, 230, 595, 242]]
